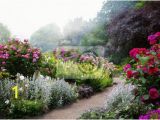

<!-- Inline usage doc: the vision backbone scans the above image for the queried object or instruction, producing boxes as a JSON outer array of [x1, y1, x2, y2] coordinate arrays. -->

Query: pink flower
[[123, 64, 131, 72], [148, 35, 157, 45], [155, 32, 160, 37], [32, 58, 37, 62], [149, 88, 159, 99], [22, 54, 29, 59], [2, 61, 6, 65], [129, 48, 139, 59]]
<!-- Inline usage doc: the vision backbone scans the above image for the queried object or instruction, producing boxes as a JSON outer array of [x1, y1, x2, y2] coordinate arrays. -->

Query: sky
[[0, 0, 104, 39]]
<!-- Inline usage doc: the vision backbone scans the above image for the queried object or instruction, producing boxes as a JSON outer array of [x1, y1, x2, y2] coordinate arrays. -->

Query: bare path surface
[[39, 77, 123, 119]]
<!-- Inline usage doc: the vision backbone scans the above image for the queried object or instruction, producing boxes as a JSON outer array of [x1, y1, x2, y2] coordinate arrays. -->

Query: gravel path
[[38, 77, 123, 119]]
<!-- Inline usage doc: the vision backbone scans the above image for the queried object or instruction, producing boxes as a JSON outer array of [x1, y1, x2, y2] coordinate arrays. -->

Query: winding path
[[38, 77, 123, 119]]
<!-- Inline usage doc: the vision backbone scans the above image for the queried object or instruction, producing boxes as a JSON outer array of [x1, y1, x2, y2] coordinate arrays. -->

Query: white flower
[[25, 84, 29, 87], [5, 99, 9, 104], [19, 87, 23, 91], [39, 75, 44, 79], [45, 76, 50, 80], [20, 75, 25, 80]]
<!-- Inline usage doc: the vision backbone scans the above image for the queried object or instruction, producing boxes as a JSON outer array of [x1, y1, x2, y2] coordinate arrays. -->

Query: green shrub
[[0, 71, 10, 79], [49, 79, 78, 108], [82, 71, 113, 92], [40, 52, 56, 78], [9, 100, 44, 118]]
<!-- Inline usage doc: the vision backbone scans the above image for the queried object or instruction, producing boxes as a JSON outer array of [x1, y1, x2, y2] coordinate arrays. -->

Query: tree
[[106, 1, 160, 64], [0, 23, 11, 42], [63, 18, 87, 45], [30, 23, 62, 52]]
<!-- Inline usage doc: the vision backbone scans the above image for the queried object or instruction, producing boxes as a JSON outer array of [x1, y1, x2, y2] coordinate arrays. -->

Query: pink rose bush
[[0, 39, 42, 77], [124, 32, 160, 105]]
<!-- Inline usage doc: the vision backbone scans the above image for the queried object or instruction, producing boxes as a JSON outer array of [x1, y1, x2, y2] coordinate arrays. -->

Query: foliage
[[9, 100, 44, 118], [63, 18, 87, 45], [135, 1, 146, 9], [78, 85, 93, 98], [49, 79, 78, 108], [0, 71, 10, 79], [30, 23, 62, 52], [82, 70, 112, 92], [107, 1, 160, 64], [123, 32, 160, 105], [40, 53, 56, 78], [105, 83, 135, 110], [80, 83, 153, 119], [80, 23, 107, 46], [0, 39, 42, 77], [0, 23, 11, 42]]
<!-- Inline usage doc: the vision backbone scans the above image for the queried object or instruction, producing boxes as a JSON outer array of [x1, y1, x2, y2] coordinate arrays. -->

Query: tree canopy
[[0, 23, 11, 42], [30, 23, 62, 52]]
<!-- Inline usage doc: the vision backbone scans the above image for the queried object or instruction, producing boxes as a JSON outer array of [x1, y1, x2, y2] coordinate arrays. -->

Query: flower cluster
[[79, 54, 98, 65], [0, 39, 42, 77], [148, 32, 160, 45], [139, 109, 160, 119], [124, 32, 160, 105], [53, 48, 80, 62]]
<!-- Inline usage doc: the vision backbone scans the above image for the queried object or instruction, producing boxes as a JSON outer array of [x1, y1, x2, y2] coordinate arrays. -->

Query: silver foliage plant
[[0, 74, 78, 108], [105, 83, 135, 110], [49, 79, 78, 107]]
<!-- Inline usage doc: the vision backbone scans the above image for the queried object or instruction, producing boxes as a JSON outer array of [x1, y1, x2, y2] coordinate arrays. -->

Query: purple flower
[[139, 109, 160, 119]]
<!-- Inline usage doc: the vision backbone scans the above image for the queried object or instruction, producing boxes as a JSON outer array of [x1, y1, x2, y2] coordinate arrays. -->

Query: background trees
[[30, 23, 62, 52], [0, 23, 11, 42]]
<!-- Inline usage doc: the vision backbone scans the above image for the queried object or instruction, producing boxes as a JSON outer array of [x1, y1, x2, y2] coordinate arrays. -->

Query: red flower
[[129, 48, 139, 59], [157, 53, 160, 60], [127, 70, 133, 79], [149, 88, 159, 99], [148, 67, 159, 75]]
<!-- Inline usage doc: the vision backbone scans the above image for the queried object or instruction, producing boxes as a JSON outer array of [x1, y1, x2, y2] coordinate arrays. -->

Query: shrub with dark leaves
[[78, 85, 93, 98], [106, 1, 160, 64]]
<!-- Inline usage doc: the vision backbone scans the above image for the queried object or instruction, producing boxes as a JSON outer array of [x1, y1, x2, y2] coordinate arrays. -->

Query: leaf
[[141, 77, 146, 84], [139, 56, 149, 65], [143, 94, 149, 100]]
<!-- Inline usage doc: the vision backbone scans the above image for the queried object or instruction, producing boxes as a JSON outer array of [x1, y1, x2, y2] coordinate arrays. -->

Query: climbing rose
[[149, 88, 159, 99]]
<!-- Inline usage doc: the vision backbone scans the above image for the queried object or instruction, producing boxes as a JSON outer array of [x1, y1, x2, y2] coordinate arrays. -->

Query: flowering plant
[[139, 109, 160, 119], [0, 39, 42, 77], [53, 48, 80, 62], [40, 53, 56, 78], [124, 32, 160, 105]]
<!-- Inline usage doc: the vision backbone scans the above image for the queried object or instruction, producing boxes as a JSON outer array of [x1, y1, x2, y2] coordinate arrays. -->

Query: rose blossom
[[149, 88, 159, 99]]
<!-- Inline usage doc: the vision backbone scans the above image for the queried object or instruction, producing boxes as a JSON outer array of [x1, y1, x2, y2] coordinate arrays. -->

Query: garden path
[[38, 77, 123, 119]]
